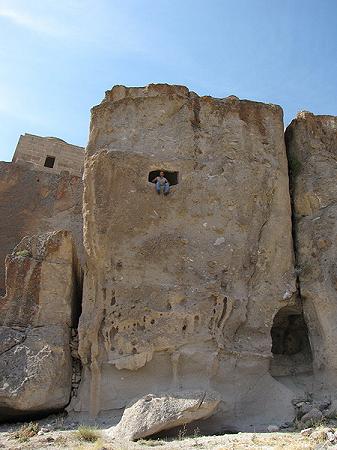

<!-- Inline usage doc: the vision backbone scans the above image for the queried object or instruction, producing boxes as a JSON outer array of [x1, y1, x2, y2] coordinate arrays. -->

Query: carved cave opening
[[44, 155, 55, 168], [270, 306, 313, 377], [148, 170, 179, 186]]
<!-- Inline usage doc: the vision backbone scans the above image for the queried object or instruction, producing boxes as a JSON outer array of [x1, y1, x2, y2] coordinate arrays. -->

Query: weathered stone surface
[[0, 161, 83, 295], [0, 325, 71, 418], [0, 231, 80, 420], [285, 112, 337, 382], [300, 408, 323, 426], [72, 84, 297, 430], [109, 391, 220, 440], [267, 425, 280, 432], [324, 400, 337, 419], [0, 230, 80, 328]]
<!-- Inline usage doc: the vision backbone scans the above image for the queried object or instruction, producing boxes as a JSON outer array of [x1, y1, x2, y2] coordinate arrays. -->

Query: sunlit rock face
[[0, 161, 83, 295], [0, 231, 80, 420], [73, 84, 296, 430], [286, 112, 337, 386]]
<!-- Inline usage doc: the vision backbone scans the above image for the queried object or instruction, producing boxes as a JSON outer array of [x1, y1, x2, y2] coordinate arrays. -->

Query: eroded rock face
[[286, 112, 337, 383], [0, 230, 80, 419], [0, 161, 83, 295], [73, 84, 297, 429], [109, 391, 220, 440]]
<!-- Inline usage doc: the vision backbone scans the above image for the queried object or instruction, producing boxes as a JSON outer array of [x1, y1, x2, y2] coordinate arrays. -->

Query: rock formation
[[0, 84, 336, 436], [71, 84, 297, 430], [286, 112, 337, 385], [0, 161, 83, 295], [0, 231, 80, 420]]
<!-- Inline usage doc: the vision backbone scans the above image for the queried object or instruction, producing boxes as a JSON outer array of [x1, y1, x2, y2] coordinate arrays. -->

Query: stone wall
[[12, 133, 84, 177]]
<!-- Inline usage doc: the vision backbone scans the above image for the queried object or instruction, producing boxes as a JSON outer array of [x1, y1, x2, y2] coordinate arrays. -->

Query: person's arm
[[164, 177, 169, 185], [153, 176, 158, 182]]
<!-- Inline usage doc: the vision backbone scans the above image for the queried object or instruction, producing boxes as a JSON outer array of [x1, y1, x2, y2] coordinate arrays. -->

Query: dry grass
[[13, 421, 39, 442], [76, 425, 101, 442], [53, 435, 69, 446], [215, 432, 317, 450], [73, 438, 107, 450]]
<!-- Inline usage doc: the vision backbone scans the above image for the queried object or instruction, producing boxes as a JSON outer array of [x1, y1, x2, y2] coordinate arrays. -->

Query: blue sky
[[0, 0, 336, 161]]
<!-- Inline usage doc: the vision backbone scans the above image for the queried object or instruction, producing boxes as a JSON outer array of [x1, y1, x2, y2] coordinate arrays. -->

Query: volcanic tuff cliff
[[0, 161, 83, 295], [286, 112, 337, 383], [0, 84, 336, 434], [74, 84, 296, 429]]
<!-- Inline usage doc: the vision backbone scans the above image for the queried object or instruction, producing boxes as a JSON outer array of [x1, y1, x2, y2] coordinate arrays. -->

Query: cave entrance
[[44, 155, 55, 168], [270, 306, 313, 377], [148, 170, 179, 186]]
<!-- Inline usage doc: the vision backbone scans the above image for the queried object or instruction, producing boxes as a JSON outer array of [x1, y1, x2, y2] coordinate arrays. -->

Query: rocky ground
[[1, 413, 337, 450]]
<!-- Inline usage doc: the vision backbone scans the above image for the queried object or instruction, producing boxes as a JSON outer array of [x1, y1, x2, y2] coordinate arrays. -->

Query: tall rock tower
[[73, 84, 297, 430]]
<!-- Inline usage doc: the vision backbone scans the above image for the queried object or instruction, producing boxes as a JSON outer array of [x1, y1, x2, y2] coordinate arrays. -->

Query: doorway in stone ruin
[[270, 306, 313, 377], [148, 170, 179, 186]]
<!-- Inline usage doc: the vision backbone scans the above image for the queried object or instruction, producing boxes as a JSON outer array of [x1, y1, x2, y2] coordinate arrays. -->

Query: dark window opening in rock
[[44, 156, 55, 168], [148, 170, 179, 186], [270, 306, 313, 377]]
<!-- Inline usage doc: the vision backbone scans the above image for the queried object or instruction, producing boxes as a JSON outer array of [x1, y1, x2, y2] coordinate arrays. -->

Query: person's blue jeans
[[156, 181, 170, 195]]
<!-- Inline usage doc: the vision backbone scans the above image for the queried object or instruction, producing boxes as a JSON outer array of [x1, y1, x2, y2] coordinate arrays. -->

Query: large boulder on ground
[[300, 408, 323, 427], [72, 84, 297, 430], [109, 391, 220, 440], [0, 230, 80, 420], [0, 325, 71, 417]]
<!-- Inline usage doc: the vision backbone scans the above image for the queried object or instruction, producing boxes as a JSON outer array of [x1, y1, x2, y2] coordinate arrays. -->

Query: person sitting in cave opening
[[154, 171, 170, 195]]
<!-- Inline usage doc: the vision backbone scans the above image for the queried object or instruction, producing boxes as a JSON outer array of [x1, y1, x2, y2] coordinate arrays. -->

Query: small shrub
[[177, 424, 187, 440], [193, 426, 201, 438], [77, 425, 100, 442], [14, 422, 39, 442], [15, 249, 31, 258]]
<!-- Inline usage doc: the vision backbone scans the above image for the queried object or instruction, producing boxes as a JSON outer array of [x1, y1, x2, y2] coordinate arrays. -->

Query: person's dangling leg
[[164, 183, 170, 195], [156, 180, 161, 194]]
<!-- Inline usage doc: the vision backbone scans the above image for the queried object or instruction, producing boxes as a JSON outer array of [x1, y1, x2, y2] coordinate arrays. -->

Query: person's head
[[160, 171, 164, 177]]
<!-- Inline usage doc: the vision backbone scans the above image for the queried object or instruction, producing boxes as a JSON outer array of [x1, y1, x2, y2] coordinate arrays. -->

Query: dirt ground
[[1, 414, 337, 450], [0, 414, 337, 450]]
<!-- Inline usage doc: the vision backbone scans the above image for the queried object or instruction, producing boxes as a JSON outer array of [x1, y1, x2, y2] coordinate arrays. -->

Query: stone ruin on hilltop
[[0, 84, 337, 437]]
